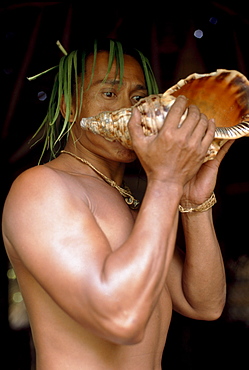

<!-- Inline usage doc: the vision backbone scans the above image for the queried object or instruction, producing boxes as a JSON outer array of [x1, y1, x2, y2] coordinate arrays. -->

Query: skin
[[2, 52, 233, 369]]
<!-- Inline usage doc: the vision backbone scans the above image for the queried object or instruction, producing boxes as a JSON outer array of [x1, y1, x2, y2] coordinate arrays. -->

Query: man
[[2, 39, 232, 369]]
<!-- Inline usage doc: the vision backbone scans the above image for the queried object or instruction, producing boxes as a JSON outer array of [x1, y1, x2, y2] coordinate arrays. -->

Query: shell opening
[[165, 69, 249, 138]]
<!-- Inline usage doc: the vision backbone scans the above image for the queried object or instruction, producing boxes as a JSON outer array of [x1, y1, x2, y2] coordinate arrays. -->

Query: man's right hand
[[128, 95, 215, 189]]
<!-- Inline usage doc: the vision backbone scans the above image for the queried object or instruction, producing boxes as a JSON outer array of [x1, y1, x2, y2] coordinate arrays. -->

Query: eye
[[103, 91, 116, 99], [132, 95, 145, 104]]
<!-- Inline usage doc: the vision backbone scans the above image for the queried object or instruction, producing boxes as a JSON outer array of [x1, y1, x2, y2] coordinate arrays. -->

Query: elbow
[[85, 285, 149, 345], [77, 303, 146, 345], [95, 306, 148, 345], [109, 312, 147, 345], [206, 301, 226, 321], [197, 297, 226, 321], [208, 293, 226, 321], [202, 308, 223, 321]]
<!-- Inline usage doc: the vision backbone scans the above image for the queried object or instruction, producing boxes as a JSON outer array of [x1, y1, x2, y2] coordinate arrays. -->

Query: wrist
[[148, 178, 183, 194], [179, 192, 217, 213], [145, 178, 183, 206]]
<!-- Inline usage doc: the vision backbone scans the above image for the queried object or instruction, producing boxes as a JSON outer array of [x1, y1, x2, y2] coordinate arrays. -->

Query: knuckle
[[188, 139, 198, 152], [169, 96, 188, 114], [209, 119, 216, 133], [187, 105, 201, 120], [177, 133, 189, 149], [200, 113, 208, 124]]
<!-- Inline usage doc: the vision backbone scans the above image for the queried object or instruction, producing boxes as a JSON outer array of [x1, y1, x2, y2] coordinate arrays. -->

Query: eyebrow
[[92, 78, 147, 91], [133, 84, 148, 91]]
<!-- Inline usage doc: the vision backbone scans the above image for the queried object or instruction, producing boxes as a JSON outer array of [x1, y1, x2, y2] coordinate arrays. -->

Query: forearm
[[101, 181, 181, 330], [181, 209, 226, 318]]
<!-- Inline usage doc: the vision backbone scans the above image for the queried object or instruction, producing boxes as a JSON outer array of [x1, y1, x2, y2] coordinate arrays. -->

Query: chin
[[113, 142, 137, 163]]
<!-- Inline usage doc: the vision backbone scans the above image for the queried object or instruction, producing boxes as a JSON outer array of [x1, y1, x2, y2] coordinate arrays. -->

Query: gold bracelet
[[179, 192, 217, 213]]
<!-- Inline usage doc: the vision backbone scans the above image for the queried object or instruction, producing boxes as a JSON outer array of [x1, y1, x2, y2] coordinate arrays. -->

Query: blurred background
[[1, 1, 249, 368]]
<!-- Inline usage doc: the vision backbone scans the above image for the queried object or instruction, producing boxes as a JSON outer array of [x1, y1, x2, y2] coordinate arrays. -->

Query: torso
[[4, 163, 173, 370]]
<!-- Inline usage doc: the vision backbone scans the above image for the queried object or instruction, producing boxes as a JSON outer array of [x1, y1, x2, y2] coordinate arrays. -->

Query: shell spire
[[80, 95, 176, 149]]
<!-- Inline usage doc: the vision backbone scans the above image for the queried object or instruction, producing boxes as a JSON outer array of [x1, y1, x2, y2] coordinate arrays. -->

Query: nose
[[119, 93, 132, 109]]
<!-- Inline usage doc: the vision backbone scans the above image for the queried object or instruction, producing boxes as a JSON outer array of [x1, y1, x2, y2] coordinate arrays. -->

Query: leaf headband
[[28, 39, 159, 162]]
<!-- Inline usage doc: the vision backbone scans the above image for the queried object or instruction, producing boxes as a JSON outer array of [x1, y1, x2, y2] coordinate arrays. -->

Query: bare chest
[[86, 180, 138, 250]]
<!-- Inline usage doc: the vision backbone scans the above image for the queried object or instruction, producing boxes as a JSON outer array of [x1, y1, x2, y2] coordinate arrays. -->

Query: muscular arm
[[167, 140, 234, 320], [2, 97, 219, 345], [167, 210, 226, 320], [3, 166, 180, 344], [3, 164, 183, 337]]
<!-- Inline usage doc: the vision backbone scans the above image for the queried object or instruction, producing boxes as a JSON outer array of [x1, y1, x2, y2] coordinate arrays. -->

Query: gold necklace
[[60, 150, 140, 210]]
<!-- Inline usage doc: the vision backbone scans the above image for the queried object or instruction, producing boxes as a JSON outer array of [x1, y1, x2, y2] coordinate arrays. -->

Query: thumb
[[215, 139, 235, 165]]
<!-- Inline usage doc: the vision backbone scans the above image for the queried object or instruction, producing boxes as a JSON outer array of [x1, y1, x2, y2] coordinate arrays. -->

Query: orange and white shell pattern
[[80, 69, 249, 162]]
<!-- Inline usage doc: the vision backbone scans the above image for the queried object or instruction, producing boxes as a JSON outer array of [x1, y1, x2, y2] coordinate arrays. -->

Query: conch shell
[[80, 69, 249, 161]]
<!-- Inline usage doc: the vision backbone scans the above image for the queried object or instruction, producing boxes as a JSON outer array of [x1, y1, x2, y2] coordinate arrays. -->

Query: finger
[[214, 139, 235, 164], [201, 118, 216, 147], [162, 95, 188, 131], [181, 108, 208, 137], [128, 108, 144, 141]]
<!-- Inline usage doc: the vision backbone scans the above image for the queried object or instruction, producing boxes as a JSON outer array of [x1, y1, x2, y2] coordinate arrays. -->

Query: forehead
[[85, 51, 145, 83]]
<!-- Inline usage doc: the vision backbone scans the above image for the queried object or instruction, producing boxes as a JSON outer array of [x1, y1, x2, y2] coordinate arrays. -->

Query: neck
[[63, 144, 125, 186], [60, 149, 140, 209]]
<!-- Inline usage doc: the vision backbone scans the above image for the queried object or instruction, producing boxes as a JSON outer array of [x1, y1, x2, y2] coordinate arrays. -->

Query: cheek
[[79, 96, 94, 118], [84, 130, 137, 162], [79, 93, 119, 118]]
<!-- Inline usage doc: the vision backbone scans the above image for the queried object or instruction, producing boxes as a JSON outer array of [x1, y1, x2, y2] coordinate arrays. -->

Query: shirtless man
[[2, 40, 232, 369]]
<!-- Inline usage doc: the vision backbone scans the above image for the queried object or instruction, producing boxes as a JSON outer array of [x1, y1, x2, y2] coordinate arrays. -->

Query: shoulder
[[8, 164, 60, 188], [5, 165, 68, 207], [2, 164, 95, 261], [5, 164, 89, 204], [3, 166, 58, 220], [3, 165, 89, 234], [12, 164, 68, 188]]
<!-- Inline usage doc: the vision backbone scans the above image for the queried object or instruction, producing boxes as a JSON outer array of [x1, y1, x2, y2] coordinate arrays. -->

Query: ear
[[60, 95, 76, 122]]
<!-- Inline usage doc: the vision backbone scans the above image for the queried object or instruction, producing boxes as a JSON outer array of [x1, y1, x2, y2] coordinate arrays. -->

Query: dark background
[[1, 1, 249, 369]]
